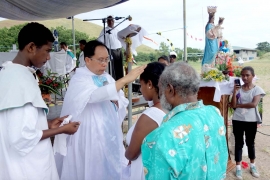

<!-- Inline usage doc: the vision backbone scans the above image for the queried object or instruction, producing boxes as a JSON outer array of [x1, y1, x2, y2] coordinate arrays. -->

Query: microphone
[[127, 15, 132, 21], [114, 17, 125, 20]]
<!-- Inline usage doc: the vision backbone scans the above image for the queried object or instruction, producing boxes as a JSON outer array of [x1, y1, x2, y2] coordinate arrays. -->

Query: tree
[[0, 24, 93, 54], [134, 52, 150, 62], [186, 47, 203, 62], [174, 48, 183, 61], [155, 42, 170, 57], [0, 23, 27, 52], [50, 26, 94, 56], [256, 42, 270, 52]]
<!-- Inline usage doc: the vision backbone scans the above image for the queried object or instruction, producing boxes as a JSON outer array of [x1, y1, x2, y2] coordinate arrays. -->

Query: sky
[[1, 0, 269, 50], [72, 0, 270, 50]]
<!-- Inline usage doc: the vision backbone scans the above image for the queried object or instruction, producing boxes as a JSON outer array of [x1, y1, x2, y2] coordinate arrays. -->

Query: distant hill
[[0, 18, 155, 53]]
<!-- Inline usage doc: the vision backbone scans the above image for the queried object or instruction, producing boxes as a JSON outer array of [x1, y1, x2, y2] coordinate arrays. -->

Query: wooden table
[[198, 87, 235, 173]]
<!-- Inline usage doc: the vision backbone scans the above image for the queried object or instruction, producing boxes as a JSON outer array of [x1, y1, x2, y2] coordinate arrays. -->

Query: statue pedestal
[[198, 87, 235, 173]]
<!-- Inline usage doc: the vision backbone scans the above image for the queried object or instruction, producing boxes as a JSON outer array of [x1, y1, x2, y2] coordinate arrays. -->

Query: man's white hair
[[159, 62, 200, 98]]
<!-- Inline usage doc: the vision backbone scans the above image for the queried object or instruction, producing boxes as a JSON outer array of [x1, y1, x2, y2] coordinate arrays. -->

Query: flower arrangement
[[201, 69, 227, 82], [216, 51, 235, 76], [233, 66, 242, 77], [36, 69, 67, 96]]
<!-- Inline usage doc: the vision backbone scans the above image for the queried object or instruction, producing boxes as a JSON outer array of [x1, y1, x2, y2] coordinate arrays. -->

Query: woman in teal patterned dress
[[141, 62, 228, 180]]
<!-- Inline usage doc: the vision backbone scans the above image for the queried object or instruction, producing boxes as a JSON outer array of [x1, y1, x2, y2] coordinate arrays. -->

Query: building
[[233, 46, 257, 61]]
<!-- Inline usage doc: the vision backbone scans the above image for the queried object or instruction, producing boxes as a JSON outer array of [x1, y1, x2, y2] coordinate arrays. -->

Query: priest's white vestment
[[0, 62, 59, 180], [55, 66, 129, 180]]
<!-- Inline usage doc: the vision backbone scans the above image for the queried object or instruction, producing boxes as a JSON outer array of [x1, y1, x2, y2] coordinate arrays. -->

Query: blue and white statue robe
[[201, 23, 219, 66]]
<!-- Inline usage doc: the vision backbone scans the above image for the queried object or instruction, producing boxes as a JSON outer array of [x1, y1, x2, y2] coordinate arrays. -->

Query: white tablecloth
[[199, 77, 243, 102]]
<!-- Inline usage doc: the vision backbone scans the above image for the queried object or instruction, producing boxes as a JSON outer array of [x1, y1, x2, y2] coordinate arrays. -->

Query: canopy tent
[[0, 0, 128, 20], [0, 0, 129, 68]]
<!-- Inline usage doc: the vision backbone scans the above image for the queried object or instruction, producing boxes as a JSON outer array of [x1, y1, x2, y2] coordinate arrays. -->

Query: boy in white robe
[[0, 22, 80, 180], [55, 40, 146, 180]]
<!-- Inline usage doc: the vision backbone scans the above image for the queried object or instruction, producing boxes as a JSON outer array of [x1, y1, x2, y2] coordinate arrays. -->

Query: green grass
[[136, 45, 156, 54], [136, 60, 202, 73], [135, 56, 270, 78]]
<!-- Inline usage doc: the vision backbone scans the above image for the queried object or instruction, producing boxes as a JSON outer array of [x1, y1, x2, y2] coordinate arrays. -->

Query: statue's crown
[[207, 6, 217, 14]]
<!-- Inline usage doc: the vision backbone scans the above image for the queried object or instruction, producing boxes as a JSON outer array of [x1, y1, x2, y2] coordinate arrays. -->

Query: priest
[[55, 40, 146, 180]]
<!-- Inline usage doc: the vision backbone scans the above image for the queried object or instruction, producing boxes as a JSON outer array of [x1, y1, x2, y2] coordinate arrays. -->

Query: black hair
[[79, 40, 87, 45], [158, 55, 169, 63], [241, 66, 255, 76], [60, 42, 67, 47], [18, 22, 54, 50], [140, 62, 165, 95], [84, 40, 108, 58]]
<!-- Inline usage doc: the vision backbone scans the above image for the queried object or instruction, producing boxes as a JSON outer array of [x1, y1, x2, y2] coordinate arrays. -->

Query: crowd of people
[[0, 21, 265, 180]]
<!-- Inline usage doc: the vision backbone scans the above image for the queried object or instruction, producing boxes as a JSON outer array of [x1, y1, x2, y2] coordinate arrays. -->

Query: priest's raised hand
[[116, 65, 147, 91]]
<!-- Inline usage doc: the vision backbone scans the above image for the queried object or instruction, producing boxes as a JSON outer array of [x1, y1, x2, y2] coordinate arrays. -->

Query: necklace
[[153, 102, 160, 106]]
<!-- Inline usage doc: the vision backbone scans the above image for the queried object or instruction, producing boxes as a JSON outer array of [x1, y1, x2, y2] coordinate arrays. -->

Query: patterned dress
[[141, 101, 228, 180]]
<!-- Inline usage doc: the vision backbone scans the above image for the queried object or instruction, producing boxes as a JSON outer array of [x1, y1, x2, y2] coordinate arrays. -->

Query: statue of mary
[[202, 7, 224, 71]]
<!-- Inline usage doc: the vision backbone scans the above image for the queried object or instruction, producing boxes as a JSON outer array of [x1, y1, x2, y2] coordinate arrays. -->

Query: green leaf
[[39, 84, 62, 96]]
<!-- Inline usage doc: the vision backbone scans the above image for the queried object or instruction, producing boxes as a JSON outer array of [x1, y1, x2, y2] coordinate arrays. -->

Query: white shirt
[[60, 49, 77, 73], [125, 107, 166, 180], [0, 104, 59, 180], [79, 51, 85, 67], [98, 26, 122, 49]]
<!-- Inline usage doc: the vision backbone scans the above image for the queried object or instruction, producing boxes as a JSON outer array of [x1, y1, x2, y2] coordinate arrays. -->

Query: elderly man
[[98, 15, 123, 80], [55, 40, 146, 180], [142, 62, 228, 179]]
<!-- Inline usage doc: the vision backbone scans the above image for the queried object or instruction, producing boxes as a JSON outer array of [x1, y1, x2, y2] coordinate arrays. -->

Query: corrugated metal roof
[[232, 46, 256, 51]]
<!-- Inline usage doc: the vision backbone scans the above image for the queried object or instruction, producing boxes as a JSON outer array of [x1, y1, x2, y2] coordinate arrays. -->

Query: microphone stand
[[83, 16, 128, 77]]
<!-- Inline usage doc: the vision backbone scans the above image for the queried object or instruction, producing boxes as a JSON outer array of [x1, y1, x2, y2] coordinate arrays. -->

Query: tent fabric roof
[[0, 0, 128, 21]]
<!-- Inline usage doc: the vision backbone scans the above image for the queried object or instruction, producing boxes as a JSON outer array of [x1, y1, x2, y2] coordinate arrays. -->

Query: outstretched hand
[[123, 65, 147, 84]]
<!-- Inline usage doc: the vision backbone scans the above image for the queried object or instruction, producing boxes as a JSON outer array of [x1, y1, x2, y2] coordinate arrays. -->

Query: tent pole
[[128, 62, 132, 129], [183, 0, 187, 63], [72, 16, 76, 53]]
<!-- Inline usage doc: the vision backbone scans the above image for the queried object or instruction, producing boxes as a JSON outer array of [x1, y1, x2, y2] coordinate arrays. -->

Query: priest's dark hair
[[84, 40, 109, 58], [140, 62, 165, 94], [18, 22, 54, 50]]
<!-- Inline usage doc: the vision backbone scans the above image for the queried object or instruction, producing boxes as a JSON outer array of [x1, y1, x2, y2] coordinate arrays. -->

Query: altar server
[[0, 22, 79, 180]]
